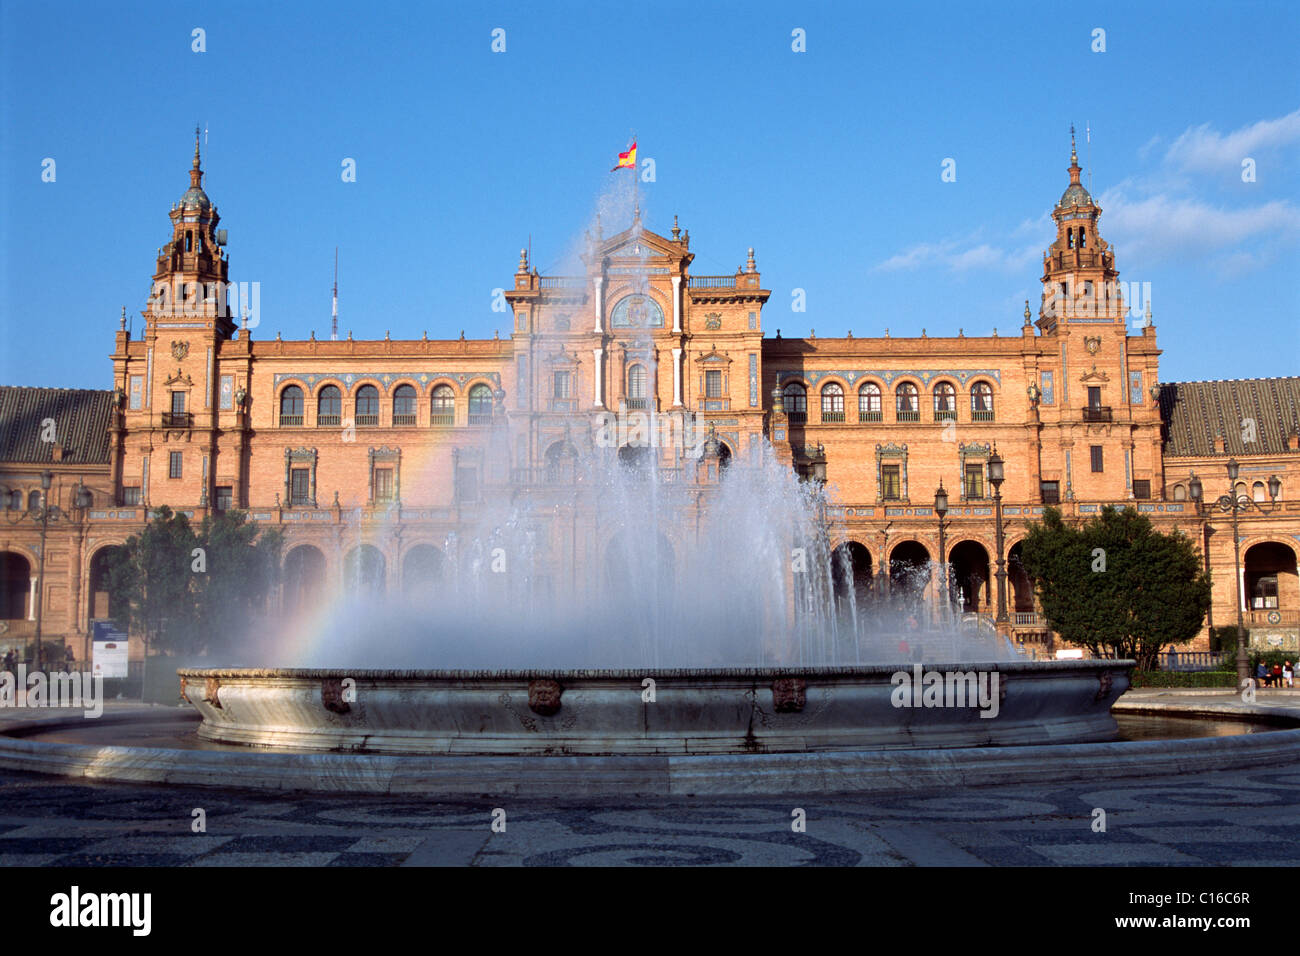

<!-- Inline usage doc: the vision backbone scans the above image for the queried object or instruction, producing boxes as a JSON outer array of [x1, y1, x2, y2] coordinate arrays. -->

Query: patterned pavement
[[0, 763, 1297, 866]]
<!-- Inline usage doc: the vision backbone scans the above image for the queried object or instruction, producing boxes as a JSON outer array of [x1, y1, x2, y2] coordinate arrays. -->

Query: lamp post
[[1188, 461, 1281, 684], [987, 447, 1009, 626], [2, 471, 93, 665], [934, 483, 949, 623]]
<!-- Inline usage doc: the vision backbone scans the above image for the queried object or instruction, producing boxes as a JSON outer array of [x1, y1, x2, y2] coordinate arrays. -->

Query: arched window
[[933, 382, 957, 420], [821, 383, 845, 422], [317, 386, 341, 426], [859, 383, 882, 422], [1173, 484, 1187, 501], [355, 385, 379, 425], [895, 383, 919, 421], [971, 382, 994, 420], [1253, 481, 1267, 503], [8, 489, 21, 510], [279, 385, 304, 425], [782, 383, 807, 422], [431, 385, 455, 426], [393, 385, 417, 425], [185, 231, 193, 253], [1235, 481, 1248, 500], [468, 384, 494, 425], [27, 490, 42, 511], [627, 364, 648, 409]]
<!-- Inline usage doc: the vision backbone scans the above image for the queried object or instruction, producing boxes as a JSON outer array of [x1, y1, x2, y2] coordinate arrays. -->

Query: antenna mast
[[330, 248, 339, 341], [1086, 122, 1092, 195]]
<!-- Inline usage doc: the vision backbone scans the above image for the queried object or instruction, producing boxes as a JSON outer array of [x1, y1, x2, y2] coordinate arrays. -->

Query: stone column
[[593, 277, 604, 333], [672, 348, 683, 407], [592, 348, 604, 408], [671, 276, 682, 334]]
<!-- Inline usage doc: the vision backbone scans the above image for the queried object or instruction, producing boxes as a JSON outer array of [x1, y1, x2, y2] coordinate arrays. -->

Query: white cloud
[[1098, 186, 1298, 267], [873, 237, 1038, 275], [1165, 109, 1300, 173]]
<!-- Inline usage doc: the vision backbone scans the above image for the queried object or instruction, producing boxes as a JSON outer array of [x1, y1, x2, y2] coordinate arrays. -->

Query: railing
[[688, 275, 737, 289], [821, 411, 845, 423], [277, 414, 303, 427], [1041, 491, 1061, 504], [393, 413, 417, 426], [354, 414, 378, 426], [626, 398, 649, 410], [896, 409, 920, 422], [1013, 611, 1046, 628], [162, 411, 192, 427], [859, 410, 882, 423], [468, 413, 493, 426], [785, 411, 807, 424], [1082, 406, 1112, 422], [430, 412, 455, 427], [1158, 650, 1228, 671], [539, 276, 585, 289], [934, 409, 957, 422], [317, 414, 341, 427], [971, 409, 995, 422], [1247, 609, 1299, 626]]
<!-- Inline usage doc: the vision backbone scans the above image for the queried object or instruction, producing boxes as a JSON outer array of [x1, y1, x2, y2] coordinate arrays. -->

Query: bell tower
[[1037, 127, 1124, 333], [146, 126, 235, 338]]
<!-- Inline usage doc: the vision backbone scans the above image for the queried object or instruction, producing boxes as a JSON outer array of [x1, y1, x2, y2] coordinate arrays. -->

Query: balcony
[[355, 414, 379, 426], [430, 412, 455, 427], [1013, 612, 1046, 628], [859, 410, 882, 423], [468, 413, 493, 426], [971, 409, 995, 422], [1082, 406, 1112, 423], [821, 410, 845, 423], [626, 398, 649, 411], [934, 408, 957, 422], [162, 411, 192, 428], [317, 414, 341, 427], [896, 409, 920, 423], [1247, 609, 1299, 627], [393, 413, 417, 426], [276, 414, 303, 427], [687, 275, 737, 289]]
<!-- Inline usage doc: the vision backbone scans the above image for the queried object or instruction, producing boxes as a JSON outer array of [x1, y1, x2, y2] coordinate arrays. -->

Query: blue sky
[[2, 0, 1297, 388]]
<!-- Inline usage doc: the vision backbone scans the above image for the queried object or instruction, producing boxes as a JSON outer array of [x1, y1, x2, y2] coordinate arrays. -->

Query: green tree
[[1019, 505, 1211, 670], [105, 506, 199, 658], [105, 508, 285, 658]]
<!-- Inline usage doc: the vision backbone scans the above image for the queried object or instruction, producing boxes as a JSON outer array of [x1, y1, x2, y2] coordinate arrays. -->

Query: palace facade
[[2, 135, 1298, 662]]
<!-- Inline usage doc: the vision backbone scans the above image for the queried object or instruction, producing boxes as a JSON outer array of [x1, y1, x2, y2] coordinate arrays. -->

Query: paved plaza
[[1, 692, 1299, 866]]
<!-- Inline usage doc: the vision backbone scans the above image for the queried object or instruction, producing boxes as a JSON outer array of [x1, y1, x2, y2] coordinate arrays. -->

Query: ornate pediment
[[694, 349, 732, 365], [1078, 365, 1110, 383], [163, 369, 193, 386]]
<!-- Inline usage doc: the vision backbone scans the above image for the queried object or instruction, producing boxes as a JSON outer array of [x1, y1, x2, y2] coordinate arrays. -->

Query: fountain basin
[[180, 660, 1132, 755]]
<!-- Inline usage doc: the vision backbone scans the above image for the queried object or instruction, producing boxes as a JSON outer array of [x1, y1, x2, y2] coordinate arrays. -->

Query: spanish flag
[[611, 140, 637, 171]]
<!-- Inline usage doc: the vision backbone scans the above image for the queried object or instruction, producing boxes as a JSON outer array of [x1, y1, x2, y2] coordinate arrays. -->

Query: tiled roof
[[1159, 377, 1300, 457], [0, 387, 115, 465]]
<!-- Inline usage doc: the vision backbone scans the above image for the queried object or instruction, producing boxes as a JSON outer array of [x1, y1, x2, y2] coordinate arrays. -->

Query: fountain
[[180, 431, 1130, 756]]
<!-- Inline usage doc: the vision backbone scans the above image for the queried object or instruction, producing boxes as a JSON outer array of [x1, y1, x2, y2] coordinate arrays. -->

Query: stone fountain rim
[[178, 660, 1136, 680]]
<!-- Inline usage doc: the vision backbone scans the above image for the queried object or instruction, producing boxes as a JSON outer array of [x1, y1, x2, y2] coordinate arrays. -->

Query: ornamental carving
[[528, 679, 564, 716], [1084, 336, 1102, 355], [171, 340, 190, 361], [704, 312, 723, 330]]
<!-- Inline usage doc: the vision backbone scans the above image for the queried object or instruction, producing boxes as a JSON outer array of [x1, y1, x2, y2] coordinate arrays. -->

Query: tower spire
[[191, 123, 203, 188]]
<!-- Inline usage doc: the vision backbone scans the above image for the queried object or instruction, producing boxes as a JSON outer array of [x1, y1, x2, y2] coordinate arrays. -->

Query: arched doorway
[[283, 545, 327, 615], [343, 545, 386, 595], [617, 444, 654, 477], [0, 552, 31, 622], [544, 440, 579, 484], [87, 545, 129, 624], [403, 544, 444, 595], [831, 542, 873, 612], [1008, 541, 1034, 614], [948, 540, 991, 613], [889, 541, 931, 607], [1244, 542, 1298, 617]]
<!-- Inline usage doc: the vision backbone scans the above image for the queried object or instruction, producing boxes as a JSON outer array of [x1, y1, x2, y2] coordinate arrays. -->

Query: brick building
[[2, 134, 1297, 662]]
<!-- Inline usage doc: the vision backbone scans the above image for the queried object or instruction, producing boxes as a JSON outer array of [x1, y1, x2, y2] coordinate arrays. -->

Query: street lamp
[[987, 447, 1009, 626], [1189, 459, 1282, 684], [934, 483, 950, 622], [3, 471, 93, 666]]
